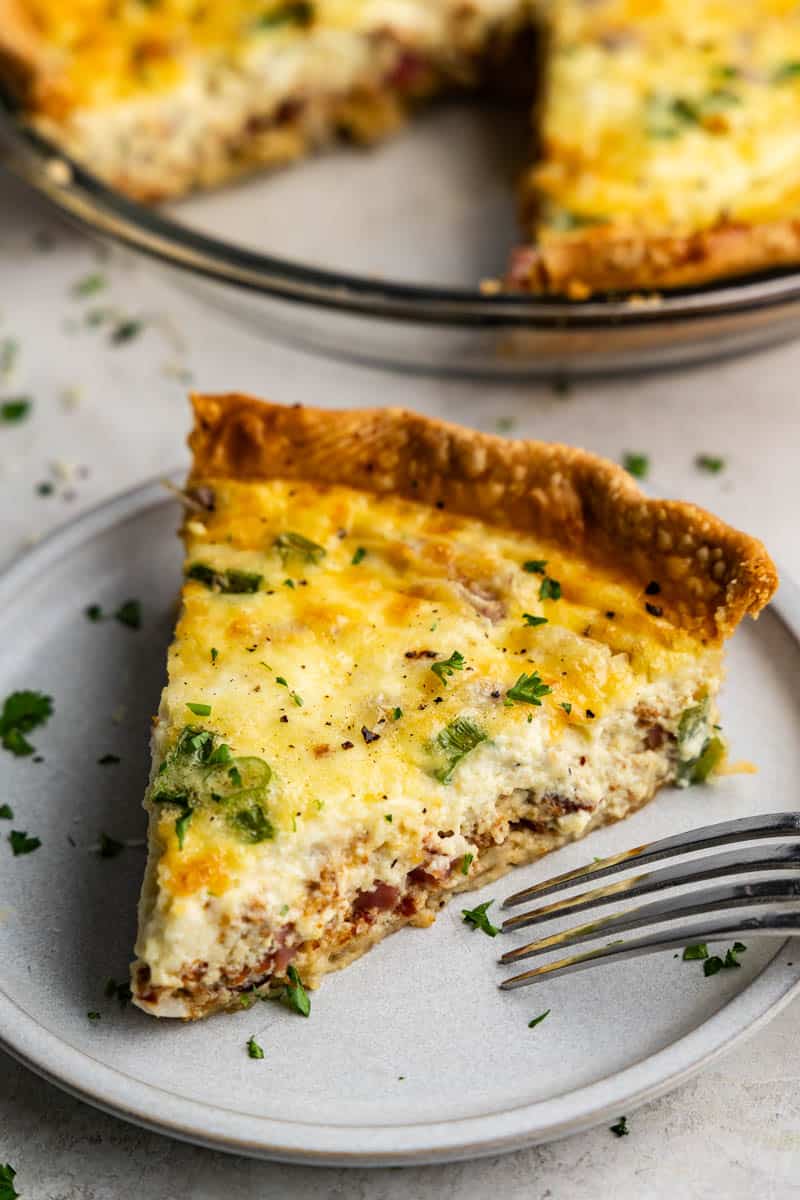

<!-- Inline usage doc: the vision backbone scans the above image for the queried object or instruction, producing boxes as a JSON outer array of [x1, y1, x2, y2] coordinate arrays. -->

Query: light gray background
[[1, 171, 799, 1197]]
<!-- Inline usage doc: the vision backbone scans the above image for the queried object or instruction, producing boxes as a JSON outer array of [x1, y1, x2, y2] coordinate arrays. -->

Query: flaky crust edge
[[188, 392, 777, 642], [508, 214, 800, 298]]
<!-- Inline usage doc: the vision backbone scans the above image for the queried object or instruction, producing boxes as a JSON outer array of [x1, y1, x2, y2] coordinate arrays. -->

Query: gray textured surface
[[1, 173, 799, 1195]]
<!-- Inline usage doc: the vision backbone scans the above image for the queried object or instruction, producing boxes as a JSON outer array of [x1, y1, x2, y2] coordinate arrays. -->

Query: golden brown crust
[[508, 218, 800, 298], [188, 392, 777, 642]]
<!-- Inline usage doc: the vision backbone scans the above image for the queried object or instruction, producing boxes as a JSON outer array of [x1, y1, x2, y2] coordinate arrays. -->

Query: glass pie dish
[[3, 97, 800, 378]]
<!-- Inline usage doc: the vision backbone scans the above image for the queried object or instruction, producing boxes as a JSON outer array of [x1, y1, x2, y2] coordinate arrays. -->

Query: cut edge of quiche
[[131, 394, 777, 1019]]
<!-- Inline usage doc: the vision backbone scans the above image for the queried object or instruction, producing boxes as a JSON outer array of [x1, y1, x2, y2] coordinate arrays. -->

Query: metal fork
[[498, 812, 800, 990]]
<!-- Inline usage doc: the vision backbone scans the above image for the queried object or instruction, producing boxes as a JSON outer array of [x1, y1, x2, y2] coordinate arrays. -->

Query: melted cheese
[[536, 0, 800, 235]]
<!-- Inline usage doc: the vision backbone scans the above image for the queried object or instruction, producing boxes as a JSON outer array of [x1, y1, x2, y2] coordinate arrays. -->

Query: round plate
[[4, 106, 800, 376], [0, 479, 798, 1166]]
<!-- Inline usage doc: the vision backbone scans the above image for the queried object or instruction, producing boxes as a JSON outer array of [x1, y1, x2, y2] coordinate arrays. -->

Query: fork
[[498, 812, 800, 991]]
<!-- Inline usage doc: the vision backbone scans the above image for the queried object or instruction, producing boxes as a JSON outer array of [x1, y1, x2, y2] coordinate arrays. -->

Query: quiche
[[4, 1, 800, 293], [131, 394, 776, 1018]]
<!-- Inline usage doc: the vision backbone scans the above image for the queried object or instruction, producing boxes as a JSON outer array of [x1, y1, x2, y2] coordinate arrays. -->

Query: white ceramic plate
[[0, 479, 798, 1166]]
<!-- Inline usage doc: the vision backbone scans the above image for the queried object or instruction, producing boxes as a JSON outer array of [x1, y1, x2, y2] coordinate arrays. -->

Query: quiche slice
[[131, 394, 776, 1018], [511, 0, 800, 296], [0, 0, 530, 202]]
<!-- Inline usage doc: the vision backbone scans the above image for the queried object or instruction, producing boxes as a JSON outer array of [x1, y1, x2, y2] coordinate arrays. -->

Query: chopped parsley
[[9, 829, 41, 855], [274, 531, 326, 565], [523, 613, 548, 627], [505, 671, 552, 707], [0, 1163, 19, 1200], [115, 599, 142, 629], [528, 1009, 550, 1029], [97, 753, 120, 765], [72, 272, 106, 298], [104, 977, 133, 1007], [351, 547, 367, 565], [676, 698, 725, 785], [623, 452, 649, 479], [87, 1010, 101, 1022], [432, 716, 488, 783], [247, 1036, 265, 1059], [462, 899, 499, 937], [682, 943, 708, 961], [610, 1116, 629, 1138], [98, 832, 124, 858], [210, 647, 219, 664], [538, 577, 561, 601], [36, 481, 54, 496], [277, 965, 311, 1017], [431, 650, 466, 686], [391, 707, 403, 721], [85, 604, 104, 621], [186, 702, 212, 717], [523, 560, 547, 575], [772, 61, 800, 84], [255, 1, 313, 28], [0, 690, 53, 757], [560, 702, 572, 715], [152, 726, 273, 847], [704, 942, 747, 976], [0, 398, 31, 424], [695, 453, 725, 473], [384, 813, 393, 822], [110, 317, 144, 345], [275, 677, 302, 706], [461, 852, 474, 875], [0, 805, 12, 819], [186, 563, 263, 593]]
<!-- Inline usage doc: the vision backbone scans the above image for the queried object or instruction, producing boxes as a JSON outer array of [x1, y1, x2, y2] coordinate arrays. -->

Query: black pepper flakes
[[645, 603, 663, 618], [361, 726, 380, 744], [586, 710, 595, 720], [645, 580, 661, 595], [280, 715, 289, 723], [341, 740, 354, 750]]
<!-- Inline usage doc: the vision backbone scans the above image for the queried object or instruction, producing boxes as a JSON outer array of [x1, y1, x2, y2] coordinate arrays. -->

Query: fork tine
[[501, 843, 800, 934], [500, 878, 800, 965], [499, 910, 800, 990], [502, 812, 800, 909]]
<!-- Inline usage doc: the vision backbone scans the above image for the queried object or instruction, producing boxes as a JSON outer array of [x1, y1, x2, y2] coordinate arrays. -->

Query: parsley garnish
[[623, 452, 649, 478], [255, 1, 313, 28], [0, 805, 12, 819], [610, 1116, 629, 1138], [432, 716, 488, 783], [462, 899, 499, 937], [682, 943, 708, 960], [0, 1163, 19, 1200], [431, 650, 465, 686], [98, 832, 124, 858], [87, 1010, 101, 1022], [274, 531, 326, 565], [186, 702, 212, 717], [72, 272, 106, 298], [278, 964, 311, 1016], [351, 547, 367, 565], [210, 647, 218, 664], [8, 829, 40, 855], [275, 677, 302, 706], [392, 707, 403, 721], [384, 813, 393, 822], [0, 398, 31, 423], [461, 852, 474, 875], [115, 599, 141, 629], [505, 672, 552, 706], [704, 941, 747, 976], [538, 577, 561, 601], [110, 317, 144, 345], [85, 604, 104, 621], [247, 1036, 265, 1059], [523, 560, 547, 574], [0, 690, 53, 757], [695, 454, 725, 473], [104, 977, 132, 1007], [560, 702, 572, 715], [772, 61, 800, 83], [523, 613, 548, 627], [186, 563, 263, 594], [528, 1009, 550, 1029], [97, 753, 120, 765]]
